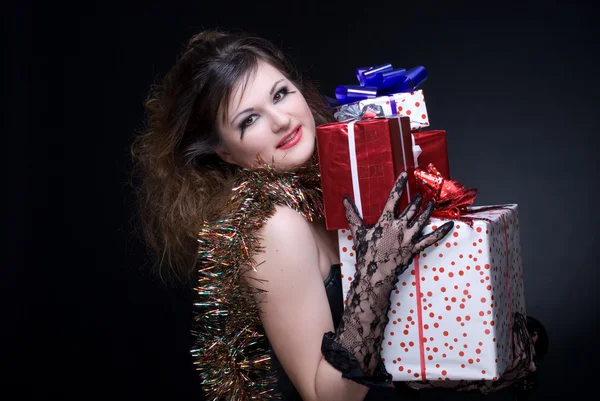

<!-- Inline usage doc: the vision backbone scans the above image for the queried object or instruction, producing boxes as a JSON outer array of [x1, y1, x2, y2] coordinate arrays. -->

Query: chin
[[277, 139, 316, 171]]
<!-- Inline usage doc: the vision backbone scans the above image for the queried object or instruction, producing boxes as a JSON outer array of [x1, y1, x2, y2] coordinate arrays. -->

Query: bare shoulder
[[263, 203, 311, 233], [245, 204, 319, 292], [243, 204, 335, 399]]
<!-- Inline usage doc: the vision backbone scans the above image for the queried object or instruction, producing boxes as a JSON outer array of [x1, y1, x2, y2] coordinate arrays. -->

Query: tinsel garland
[[191, 155, 324, 400]]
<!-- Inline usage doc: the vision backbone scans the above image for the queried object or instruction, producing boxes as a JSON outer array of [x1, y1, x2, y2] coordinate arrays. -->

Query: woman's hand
[[343, 170, 454, 282], [321, 171, 454, 385]]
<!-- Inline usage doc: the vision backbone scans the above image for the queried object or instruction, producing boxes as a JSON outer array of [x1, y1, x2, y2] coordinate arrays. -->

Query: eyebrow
[[230, 78, 286, 126], [269, 78, 285, 95]]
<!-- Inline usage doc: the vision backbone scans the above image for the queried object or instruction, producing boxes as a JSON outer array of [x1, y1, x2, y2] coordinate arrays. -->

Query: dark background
[[6, 1, 599, 399]]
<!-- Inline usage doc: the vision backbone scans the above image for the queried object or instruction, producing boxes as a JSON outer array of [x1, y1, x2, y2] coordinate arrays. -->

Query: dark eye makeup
[[239, 85, 297, 138]]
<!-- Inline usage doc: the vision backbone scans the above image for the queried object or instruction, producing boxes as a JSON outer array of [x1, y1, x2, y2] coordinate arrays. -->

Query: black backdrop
[[6, 1, 599, 399]]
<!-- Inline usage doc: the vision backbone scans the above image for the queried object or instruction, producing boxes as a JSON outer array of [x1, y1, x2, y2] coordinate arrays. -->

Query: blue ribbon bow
[[334, 64, 427, 105]]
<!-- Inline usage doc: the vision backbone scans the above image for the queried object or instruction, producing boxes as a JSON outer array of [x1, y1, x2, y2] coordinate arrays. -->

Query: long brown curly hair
[[129, 29, 334, 285]]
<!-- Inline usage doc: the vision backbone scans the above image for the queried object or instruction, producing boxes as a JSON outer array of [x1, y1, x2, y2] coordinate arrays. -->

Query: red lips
[[276, 125, 302, 149]]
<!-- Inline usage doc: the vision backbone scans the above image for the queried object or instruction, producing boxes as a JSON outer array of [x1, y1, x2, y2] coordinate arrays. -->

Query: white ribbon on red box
[[337, 115, 413, 286]]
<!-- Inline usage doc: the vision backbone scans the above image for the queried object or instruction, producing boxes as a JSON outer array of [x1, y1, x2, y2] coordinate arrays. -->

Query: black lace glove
[[321, 171, 454, 386]]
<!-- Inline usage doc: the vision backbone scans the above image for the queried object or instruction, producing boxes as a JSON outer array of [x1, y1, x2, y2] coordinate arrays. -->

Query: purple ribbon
[[335, 64, 427, 105]]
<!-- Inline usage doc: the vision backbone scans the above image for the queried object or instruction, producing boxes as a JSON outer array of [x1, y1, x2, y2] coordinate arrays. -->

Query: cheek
[[238, 123, 273, 155], [302, 103, 316, 131], [292, 96, 315, 122]]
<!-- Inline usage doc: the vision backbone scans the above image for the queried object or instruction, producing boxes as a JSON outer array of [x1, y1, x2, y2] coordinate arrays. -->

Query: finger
[[343, 196, 365, 238], [380, 171, 408, 218], [398, 193, 423, 223], [409, 200, 434, 230], [413, 221, 454, 252]]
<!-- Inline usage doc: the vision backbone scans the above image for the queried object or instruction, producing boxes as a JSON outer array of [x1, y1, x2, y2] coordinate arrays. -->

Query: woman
[[129, 30, 544, 401]]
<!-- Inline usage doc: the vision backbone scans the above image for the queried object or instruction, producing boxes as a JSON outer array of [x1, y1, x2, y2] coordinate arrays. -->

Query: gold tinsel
[[191, 155, 324, 400]]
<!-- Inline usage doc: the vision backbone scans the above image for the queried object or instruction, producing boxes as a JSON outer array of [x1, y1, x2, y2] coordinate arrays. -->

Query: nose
[[269, 107, 291, 133]]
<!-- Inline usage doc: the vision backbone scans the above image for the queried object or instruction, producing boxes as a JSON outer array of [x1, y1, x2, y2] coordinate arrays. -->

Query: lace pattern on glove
[[322, 172, 454, 386], [321, 331, 392, 386]]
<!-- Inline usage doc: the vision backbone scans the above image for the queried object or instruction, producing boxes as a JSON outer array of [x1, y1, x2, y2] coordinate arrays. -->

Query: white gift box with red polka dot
[[338, 204, 527, 381], [333, 90, 429, 131]]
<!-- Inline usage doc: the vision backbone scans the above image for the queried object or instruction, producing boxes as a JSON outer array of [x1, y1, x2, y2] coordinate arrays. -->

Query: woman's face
[[216, 60, 316, 171]]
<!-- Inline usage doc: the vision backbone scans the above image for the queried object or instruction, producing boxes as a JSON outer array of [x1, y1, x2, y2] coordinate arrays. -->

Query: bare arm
[[247, 173, 454, 400], [245, 205, 370, 401]]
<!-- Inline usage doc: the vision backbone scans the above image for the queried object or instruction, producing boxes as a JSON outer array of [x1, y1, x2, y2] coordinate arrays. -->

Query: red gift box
[[316, 116, 416, 230], [413, 130, 451, 179]]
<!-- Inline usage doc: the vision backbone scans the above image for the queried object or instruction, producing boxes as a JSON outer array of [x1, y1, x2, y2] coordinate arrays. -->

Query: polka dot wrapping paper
[[338, 204, 527, 381], [332, 90, 430, 131]]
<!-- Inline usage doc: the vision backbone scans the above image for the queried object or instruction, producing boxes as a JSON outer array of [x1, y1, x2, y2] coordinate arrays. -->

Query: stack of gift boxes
[[316, 65, 527, 382]]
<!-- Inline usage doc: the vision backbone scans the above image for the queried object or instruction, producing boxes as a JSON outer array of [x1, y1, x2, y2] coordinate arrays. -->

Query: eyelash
[[239, 86, 296, 138]]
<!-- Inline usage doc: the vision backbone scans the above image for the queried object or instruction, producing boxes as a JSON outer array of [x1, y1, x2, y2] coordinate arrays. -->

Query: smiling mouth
[[276, 126, 301, 148]]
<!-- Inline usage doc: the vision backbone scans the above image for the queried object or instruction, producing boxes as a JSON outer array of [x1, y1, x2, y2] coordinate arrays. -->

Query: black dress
[[266, 264, 543, 401]]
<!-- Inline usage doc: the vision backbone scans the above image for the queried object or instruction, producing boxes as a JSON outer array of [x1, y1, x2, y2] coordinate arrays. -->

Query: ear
[[214, 145, 239, 166]]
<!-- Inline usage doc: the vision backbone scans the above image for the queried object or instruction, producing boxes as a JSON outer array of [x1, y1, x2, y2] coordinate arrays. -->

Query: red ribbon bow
[[414, 163, 478, 219]]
